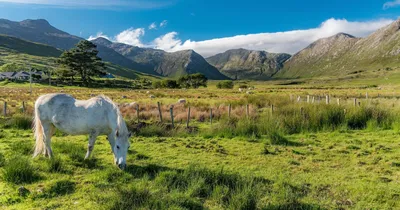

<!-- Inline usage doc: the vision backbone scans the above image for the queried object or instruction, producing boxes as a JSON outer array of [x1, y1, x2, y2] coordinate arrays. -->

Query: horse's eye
[[116, 146, 120, 150]]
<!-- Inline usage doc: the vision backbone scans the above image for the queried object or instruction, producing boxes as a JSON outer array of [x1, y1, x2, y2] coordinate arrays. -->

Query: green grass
[[1, 126, 400, 209]]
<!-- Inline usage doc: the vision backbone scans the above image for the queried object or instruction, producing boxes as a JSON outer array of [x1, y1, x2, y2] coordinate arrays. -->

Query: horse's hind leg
[[42, 122, 54, 158], [85, 131, 99, 159]]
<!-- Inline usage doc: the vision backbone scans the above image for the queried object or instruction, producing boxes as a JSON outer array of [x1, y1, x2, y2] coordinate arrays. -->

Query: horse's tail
[[33, 101, 44, 157]]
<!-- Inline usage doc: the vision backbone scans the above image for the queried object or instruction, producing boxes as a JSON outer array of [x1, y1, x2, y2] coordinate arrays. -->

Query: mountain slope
[[0, 34, 62, 57], [0, 19, 81, 50], [0, 35, 148, 79], [92, 38, 229, 80], [277, 19, 400, 78], [206, 49, 291, 79]]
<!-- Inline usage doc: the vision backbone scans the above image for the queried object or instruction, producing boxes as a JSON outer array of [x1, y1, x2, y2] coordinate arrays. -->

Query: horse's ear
[[116, 130, 119, 137]]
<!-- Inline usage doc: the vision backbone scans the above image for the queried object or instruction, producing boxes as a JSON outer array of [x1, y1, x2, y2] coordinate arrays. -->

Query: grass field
[[1, 80, 400, 209]]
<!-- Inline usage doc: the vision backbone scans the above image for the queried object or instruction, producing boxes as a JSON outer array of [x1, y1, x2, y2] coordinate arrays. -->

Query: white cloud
[[0, 0, 174, 9], [153, 18, 394, 57], [88, 28, 145, 47], [115, 28, 145, 47], [148, 22, 157, 30], [153, 32, 182, 50], [160, 20, 168, 27], [88, 32, 111, 41], [383, 0, 400, 9]]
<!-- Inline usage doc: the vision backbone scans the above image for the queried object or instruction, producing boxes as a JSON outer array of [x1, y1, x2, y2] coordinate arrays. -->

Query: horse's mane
[[96, 95, 129, 135]]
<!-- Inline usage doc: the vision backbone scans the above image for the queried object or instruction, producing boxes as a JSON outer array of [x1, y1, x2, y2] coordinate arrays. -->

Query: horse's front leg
[[107, 133, 117, 164], [85, 131, 99, 159]]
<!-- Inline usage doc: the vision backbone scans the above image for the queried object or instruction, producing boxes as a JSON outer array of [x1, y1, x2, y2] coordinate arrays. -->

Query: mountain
[[0, 34, 62, 57], [0, 19, 154, 75], [0, 19, 81, 50], [206, 49, 291, 79], [92, 37, 229, 80], [277, 19, 400, 78], [0, 34, 151, 80]]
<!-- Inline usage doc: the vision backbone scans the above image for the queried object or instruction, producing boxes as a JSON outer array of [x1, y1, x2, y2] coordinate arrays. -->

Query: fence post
[[326, 95, 330, 104], [312, 96, 315, 104], [170, 106, 174, 128], [186, 106, 191, 128], [22, 101, 26, 113], [157, 102, 163, 122], [136, 104, 140, 124], [228, 104, 231, 118], [271, 104, 274, 114], [3, 101, 6, 116], [307, 95, 310, 103], [354, 98, 357, 106], [210, 108, 213, 125], [297, 96, 301, 102], [246, 104, 249, 118], [337, 98, 340, 105]]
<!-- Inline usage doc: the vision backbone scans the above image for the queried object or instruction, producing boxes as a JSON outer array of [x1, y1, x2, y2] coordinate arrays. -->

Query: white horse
[[33, 93, 131, 169]]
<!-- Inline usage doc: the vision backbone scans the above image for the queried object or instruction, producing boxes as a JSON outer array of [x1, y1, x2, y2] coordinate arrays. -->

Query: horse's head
[[114, 130, 131, 170]]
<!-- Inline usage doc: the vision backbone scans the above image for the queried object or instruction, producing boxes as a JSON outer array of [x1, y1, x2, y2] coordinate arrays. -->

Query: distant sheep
[[239, 88, 244, 92], [246, 91, 254, 94], [150, 95, 156, 99], [178, 99, 186, 104]]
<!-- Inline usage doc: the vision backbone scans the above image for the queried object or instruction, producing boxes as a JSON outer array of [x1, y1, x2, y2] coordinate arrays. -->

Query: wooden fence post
[[307, 95, 310, 103], [136, 104, 140, 124], [354, 98, 357, 107], [312, 96, 315, 104], [326, 95, 330, 104], [22, 101, 25, 113], [170, 106, 174, 128], [157, 102, 163, 122], [210, 108, 213, 125], [186, 106, 191, 128], [246, 104, 249, 118], [228, 104, 231, 118], [3, 101, 6, 116], [337, 98, 340, 105], [271, 104, 274, 114], [297, 96, 301, 102]]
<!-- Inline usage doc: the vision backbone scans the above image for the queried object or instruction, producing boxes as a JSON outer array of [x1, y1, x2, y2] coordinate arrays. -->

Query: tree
[[161, 79, 180, 89], [57, 40, 105, 86], [178, 73, 208, 89], [216, 80, 234, 89]]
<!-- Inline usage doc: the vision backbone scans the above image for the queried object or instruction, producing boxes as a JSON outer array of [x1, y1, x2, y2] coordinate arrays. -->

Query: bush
[[216, 81, 234, 89], [44, 180, 75, 197], [3, 114, 32, 130], [3, 156, 38, 184], [161, 79, 180, 89]]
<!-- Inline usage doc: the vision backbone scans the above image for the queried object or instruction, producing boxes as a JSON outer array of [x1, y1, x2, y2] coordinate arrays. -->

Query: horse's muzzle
[[118, 163, 126, 170]]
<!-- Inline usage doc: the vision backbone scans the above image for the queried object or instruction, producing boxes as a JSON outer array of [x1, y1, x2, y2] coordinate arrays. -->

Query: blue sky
[[0, 0, 399, 56]]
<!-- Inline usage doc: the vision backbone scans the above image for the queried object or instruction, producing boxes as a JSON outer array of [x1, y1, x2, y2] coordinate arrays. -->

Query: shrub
[[216, 81, 234, 89], [44, 180, 75, 197], [161, 79, 180, 89], [4, 114, 32, 130], [3, 156, 38, 184]]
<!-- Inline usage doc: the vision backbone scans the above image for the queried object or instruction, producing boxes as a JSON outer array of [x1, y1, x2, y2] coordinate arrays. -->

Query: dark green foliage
[[216, 80, 234, 89], [152, 79, 180, 89], [0, 152, 5, 167], [178, 73, 208, 89], [44, 180, 75, 198], [3, 156, 38, 184], [268, 131, 289, 145], [4, 114, 32, 130], [57, 40, 106, 86], [47, 156, 64, 173]]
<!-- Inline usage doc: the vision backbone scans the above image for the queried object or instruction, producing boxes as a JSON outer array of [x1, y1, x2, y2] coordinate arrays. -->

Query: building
[[0, 71, 44, 81]]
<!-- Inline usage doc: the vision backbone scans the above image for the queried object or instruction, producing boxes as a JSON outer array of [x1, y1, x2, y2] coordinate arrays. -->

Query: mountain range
[[0, 18, 399, 80]]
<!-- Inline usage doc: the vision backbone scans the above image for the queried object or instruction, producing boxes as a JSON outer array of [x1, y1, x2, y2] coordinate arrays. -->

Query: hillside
[[277, 19, 400, 78], [92, 38, 229, 80], [206, 49, 291, 80], [0, 35, 148, 79]]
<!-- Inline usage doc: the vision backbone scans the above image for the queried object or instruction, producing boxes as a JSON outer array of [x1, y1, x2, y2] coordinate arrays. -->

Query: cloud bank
[[89, 18, 394, 57]]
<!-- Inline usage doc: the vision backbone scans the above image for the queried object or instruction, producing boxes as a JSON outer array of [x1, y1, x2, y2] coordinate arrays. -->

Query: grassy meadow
[[1, 79, 400, 209]]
